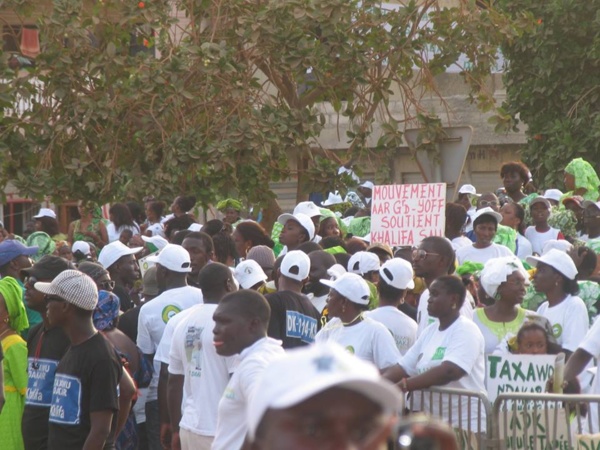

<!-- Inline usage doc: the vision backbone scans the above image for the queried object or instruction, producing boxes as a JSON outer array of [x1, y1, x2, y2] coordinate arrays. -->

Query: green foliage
[[0, 0, 518, 204], [497, 0, 600, 189]]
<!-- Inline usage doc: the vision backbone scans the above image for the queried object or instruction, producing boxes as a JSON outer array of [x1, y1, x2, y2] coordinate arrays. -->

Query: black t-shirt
[[265, 291, 321, 349], [47, 332, 123, 450], [112, 285, 133, 312], [23, 323, 71, 450], [399, 302, 418, 322], [117, 306, 141, 344]]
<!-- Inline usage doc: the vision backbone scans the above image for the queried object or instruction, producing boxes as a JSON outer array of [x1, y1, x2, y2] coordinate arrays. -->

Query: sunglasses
[[411, 249, 441, 261], [24, 276, 39, 287], [98, 280, 116, 291], [44, 295, 65, 303]]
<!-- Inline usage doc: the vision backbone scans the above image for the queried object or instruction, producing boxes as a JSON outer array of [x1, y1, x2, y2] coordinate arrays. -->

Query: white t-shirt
[[451, 236, 473, 251], [314, 317, 400, 370], [400, 316, 486, 431], [416, 289, 474, 337], [137, 285, 203, 402], [365, 306, 417, 355], [168, 303, 236, 436], [516, 233, 533, 259], [524, 226, 562, 255], [456, 243, 513, 265], [146, 222, 166, 238], [578, 317, 600, 432], [212, 337, 284, 450], [536, 294, 589, 352], [107, 222, 141, 243]]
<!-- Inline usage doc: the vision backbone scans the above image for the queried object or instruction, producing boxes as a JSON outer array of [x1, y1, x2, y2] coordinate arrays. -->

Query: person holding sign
[[527, 249, 588, 359], [456, 207, 513, 265], [473, 256, 536, 354], [383, 275, 486, 431]]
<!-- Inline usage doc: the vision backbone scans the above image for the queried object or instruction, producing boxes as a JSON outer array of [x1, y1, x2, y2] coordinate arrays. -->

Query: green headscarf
[[216, 198, 242, 212], [0, 276, 28, 332], [26, 231, 56, 262], [347, 216, 371, 238], [564, 158, 600, 201]]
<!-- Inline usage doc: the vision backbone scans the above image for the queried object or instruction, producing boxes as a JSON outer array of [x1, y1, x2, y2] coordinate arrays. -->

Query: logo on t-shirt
[[27, 358, 59, 407], [346, 345, 356, 354], [286, 311, 318, 344], [552, 323, 563, 339], [432, 347, 446, 360], [49, 374, 82, 425], [162, 305, 182, 323]]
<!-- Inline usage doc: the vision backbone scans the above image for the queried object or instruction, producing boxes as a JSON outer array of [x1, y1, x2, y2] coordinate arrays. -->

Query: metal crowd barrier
[[406, 388, 600, 449], [408, 387, 493, 449]]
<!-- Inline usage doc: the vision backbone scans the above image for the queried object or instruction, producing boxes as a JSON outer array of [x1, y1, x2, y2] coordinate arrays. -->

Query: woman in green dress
[[0, 276, 29, 450], [67, 201, 109, 248]]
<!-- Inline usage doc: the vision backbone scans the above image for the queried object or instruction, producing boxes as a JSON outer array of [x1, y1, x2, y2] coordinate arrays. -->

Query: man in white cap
[[366, 258, 417, 355], [212, 290, 284, 450], [35, 270, 135, 450], [98, 240, 143, 311], [245, 343, 402, 450], [264, 250, 321, 348], [137, 244, 203, 450], [358, 180, 374, 207], [293, 201, 322, 243]]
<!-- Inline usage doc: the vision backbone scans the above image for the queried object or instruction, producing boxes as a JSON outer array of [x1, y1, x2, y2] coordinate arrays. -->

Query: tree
[[496, 0, 600, 188], [0, 0, 521, 208]]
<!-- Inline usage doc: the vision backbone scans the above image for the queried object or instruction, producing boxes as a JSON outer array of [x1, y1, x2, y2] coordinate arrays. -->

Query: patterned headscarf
[[564, 158, 600, 201], [0, 276, 29, 332], [216, 198, 243, 212], [92, 290, 120, 331]]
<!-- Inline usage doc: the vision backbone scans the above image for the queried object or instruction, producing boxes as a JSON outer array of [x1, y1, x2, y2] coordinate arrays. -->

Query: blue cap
[[0, 240, 39, 266]]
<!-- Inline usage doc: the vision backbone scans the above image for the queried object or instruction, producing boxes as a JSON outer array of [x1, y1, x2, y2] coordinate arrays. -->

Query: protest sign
[[486, 354, 556, 405], [370, 183, 446, 246], [138, 251, 158, 278], [577, 434, 600, 450], [498, 408, 573, 450]]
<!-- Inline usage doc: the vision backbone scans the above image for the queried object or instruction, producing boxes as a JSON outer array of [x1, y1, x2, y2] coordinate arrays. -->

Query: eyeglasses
[[44, 295, 65, 303], [24, 276, 38, 287], [412, 249, 440, 261], [479, 200, 499, 207], [98, 280, 116, 291]]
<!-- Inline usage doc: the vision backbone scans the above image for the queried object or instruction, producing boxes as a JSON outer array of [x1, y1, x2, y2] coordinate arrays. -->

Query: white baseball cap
[[71, 241, 91, 256], [146, 244, 192, 273], [234, 259, 267, 289], [35, 270, 98, 311], [544, 189, 563, 203], [359, 181, 374, 190], [379, 258, 415, 290], [33, 208, 57, 219], [141, 235, 169, 251], [348, 251, 380, 275], [277, 213, 315, 240], [472, 207, 502, 225], [188, 223, 203, 232], [246, 342, 403, 441], [542, 239, 572, 255], [320, 272, 370, 305], [458, 184, 480, 196], [98, 241, 143, 269], [280, 250, 310, 282], [293, 201, 322, 218], [526, 249, 578, 280], [326, 263, 347, 281]]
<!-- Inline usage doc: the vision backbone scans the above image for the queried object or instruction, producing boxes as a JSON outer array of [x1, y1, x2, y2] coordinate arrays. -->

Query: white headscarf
[[480, 255, 530, 299]]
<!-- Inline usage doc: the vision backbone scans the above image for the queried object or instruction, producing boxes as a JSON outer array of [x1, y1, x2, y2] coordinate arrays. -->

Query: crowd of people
[[2, 159, 600, 448]]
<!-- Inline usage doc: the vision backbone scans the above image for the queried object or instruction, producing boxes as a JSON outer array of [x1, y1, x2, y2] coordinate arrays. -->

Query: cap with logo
[[293, 201, 322, 218], [234, 260, 268, 289], [146, 244, 192, 273], [246, 342, 403, 441], [35, 269, 99, 310], [348, 251, 380, 275]]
